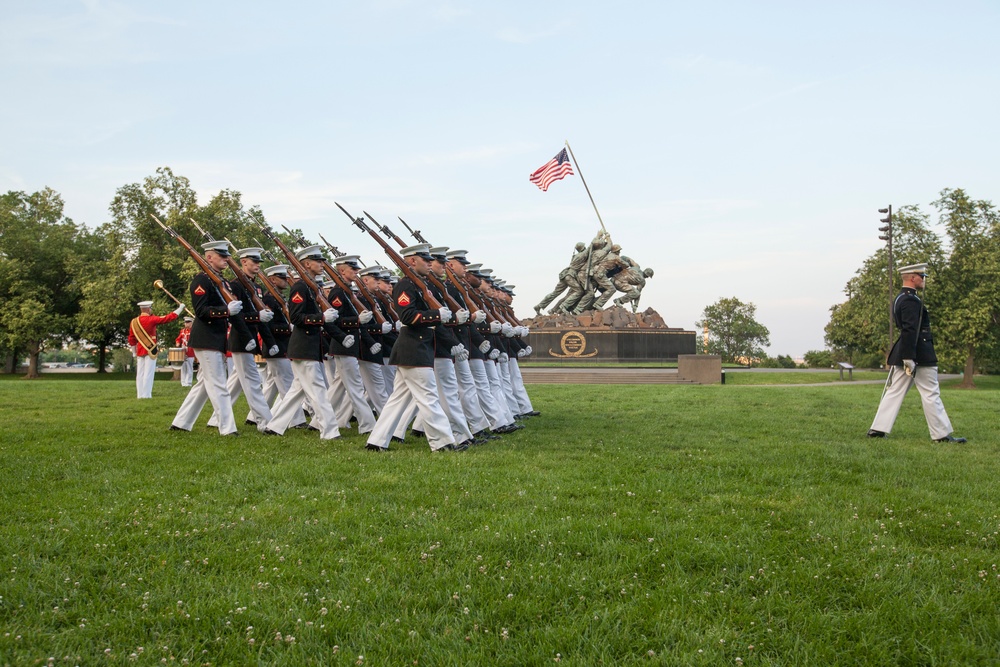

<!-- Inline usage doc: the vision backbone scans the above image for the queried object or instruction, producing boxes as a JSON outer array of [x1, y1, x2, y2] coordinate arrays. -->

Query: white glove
[[457, 348, 470, 361], [173, 304, 186, 316], [903, 359, 916, 376], [370, 342, 382, 355], [456, 309, 470, 324], [488, 349, 500, 360], [451, 344, 466, 358], [522, 326, 530, 336], [489, 321, 501, 334], [227, 300, 243, 315], [245, 340, 257, 352], [473, 310, 487, 324], [479, 340, 491, 354], [517, 348, 527, 358], [439, 307, 452, 323], [358, 310, 373, 324], [342, 334, 355, 348], [259, 309, 274, 323], [501, 323, 514, 337], [381, 321, 392, 334], [129, 345, 137, 357], [499, 352, 509, 363], [323, 308, 338, 323], [525, 345, 533, 355], [395, 320, 403, 332], [268, 345, 279, 356]]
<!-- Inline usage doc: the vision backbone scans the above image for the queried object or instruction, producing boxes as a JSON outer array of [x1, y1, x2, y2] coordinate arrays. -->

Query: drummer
[[174, 317, 195, 387]]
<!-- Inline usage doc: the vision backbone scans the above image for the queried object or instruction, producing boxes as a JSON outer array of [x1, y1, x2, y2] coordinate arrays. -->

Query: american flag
[[529, 148, 574, 191]]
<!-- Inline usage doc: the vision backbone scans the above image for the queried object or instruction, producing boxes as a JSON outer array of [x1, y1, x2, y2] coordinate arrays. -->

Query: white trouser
[[210, 353, 271, 430], [359, 359, 389, 414], [269, 360, 340, 439], [469, 358, 510, 429], [454, 358, 490, 434], [367, 366, 455, 451], [508, 358, 534, 414], [483, 360, 516, 425], [381, 359, 396, 388], [248, 358, 303, 426], [171, 349, 237, 435], [180, 357, 194, 387], [496, 357, 521, 415], [136, 355, 156, 399], [871, 365, 953, 439], [435, 358, 474, 442], [226, 356, 234, 375], [328, 355, 376, 433]]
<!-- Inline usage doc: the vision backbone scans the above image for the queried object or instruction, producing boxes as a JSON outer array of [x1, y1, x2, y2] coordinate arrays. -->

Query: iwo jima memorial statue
[[523, 230, 696, 362], [524, 143, 695, 362]]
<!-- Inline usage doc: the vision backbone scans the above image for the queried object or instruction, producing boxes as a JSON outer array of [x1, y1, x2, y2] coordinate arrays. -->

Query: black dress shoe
[[935, 435, 967, 443], [245, 419, 257, 426], [434, 442, 469, 452], [169, 425, 187, 432], [524, 410, 540, 417], [365, 443, 388, 452], [390, 436, 405, 443], [261, 428, 281, 436], [867, 429, 886, 438], [222, 431, 241, 437], [411, 430, 426, 439]]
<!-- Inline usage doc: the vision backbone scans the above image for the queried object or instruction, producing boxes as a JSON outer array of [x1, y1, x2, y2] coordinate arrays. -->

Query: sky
[[3, 0, 1000, 356]]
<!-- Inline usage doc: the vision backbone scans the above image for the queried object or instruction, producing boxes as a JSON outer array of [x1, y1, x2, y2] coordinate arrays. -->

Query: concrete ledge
[[678, 354, 722, 384]]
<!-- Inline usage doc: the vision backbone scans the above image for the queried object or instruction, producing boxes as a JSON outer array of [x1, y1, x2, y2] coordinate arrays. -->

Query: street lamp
[[878, 205, 893, 355]]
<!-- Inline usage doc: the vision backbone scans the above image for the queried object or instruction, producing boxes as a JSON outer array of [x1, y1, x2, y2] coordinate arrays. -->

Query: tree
[[696, 297, 770, 364], [0, 188, 87, 377], [930, 188, 1000, 388]]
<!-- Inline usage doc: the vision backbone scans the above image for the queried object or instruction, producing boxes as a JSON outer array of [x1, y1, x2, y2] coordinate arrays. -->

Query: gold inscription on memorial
[[549, 331, 599, 358]]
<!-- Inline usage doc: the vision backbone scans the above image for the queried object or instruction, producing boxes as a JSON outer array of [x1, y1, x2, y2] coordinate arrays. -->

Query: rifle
[[363, 211, 463, 313], [335, 203, 444, 310], [393, 216, 501, 324], [318, 233, 398, 321], [149, 214, 237, 303], [280, 226, 386, 326], [245, 212, 335, 312], [188, 217, 271, 316]]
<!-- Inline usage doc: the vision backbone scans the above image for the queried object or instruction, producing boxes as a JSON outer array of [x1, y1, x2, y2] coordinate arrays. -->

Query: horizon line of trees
[[0, 167, 306, 378]]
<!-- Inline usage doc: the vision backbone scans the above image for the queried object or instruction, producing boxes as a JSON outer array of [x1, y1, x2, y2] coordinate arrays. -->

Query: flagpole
[[564, 140, 608, 235]]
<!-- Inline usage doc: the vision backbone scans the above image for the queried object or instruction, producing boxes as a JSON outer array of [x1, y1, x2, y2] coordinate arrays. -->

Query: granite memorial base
[[523, 306, 696, 363]]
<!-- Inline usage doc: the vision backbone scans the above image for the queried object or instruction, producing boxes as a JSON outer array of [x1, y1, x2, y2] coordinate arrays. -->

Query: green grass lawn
[[1, 374, 998, 665]]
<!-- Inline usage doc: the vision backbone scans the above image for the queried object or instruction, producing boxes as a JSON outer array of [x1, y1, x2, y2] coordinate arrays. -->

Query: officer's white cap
[[201, 240, 231, 256], [295, 245, 324, 261], [137, 300, 154, 308], [263, 264, 289, 277], [237, 247, 264, 261], [401, 243, 433, 260], [358, 265, 383, 277], [898, 263, 928, 275], [334, 254, 361, 268]]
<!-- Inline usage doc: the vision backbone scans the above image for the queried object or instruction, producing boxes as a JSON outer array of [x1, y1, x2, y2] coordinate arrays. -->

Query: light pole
[[878, 205, 893, 355]]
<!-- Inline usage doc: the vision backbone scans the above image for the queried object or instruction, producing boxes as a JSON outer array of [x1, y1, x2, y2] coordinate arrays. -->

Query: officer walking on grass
[[868, 262, 966, 443]]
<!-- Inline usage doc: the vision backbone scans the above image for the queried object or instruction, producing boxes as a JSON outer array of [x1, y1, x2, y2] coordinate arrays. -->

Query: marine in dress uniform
[[357, 265, 395, 413], [175, 317, 195, 387], [324, 255, 378, 433], [265, 246, 343, 440], [170, 241, 247, 436], [207, 248, 277, 431], [129, 299, 184, 398], [868, 263, 965, 443], [365, 244, 462, 452]]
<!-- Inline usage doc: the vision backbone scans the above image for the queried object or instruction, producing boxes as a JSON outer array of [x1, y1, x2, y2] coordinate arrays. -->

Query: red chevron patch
[[397, 293, 411, 307], [332, 297, 342, 308], [194, 286, 206, 295], [291, 293, 304, 304]]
